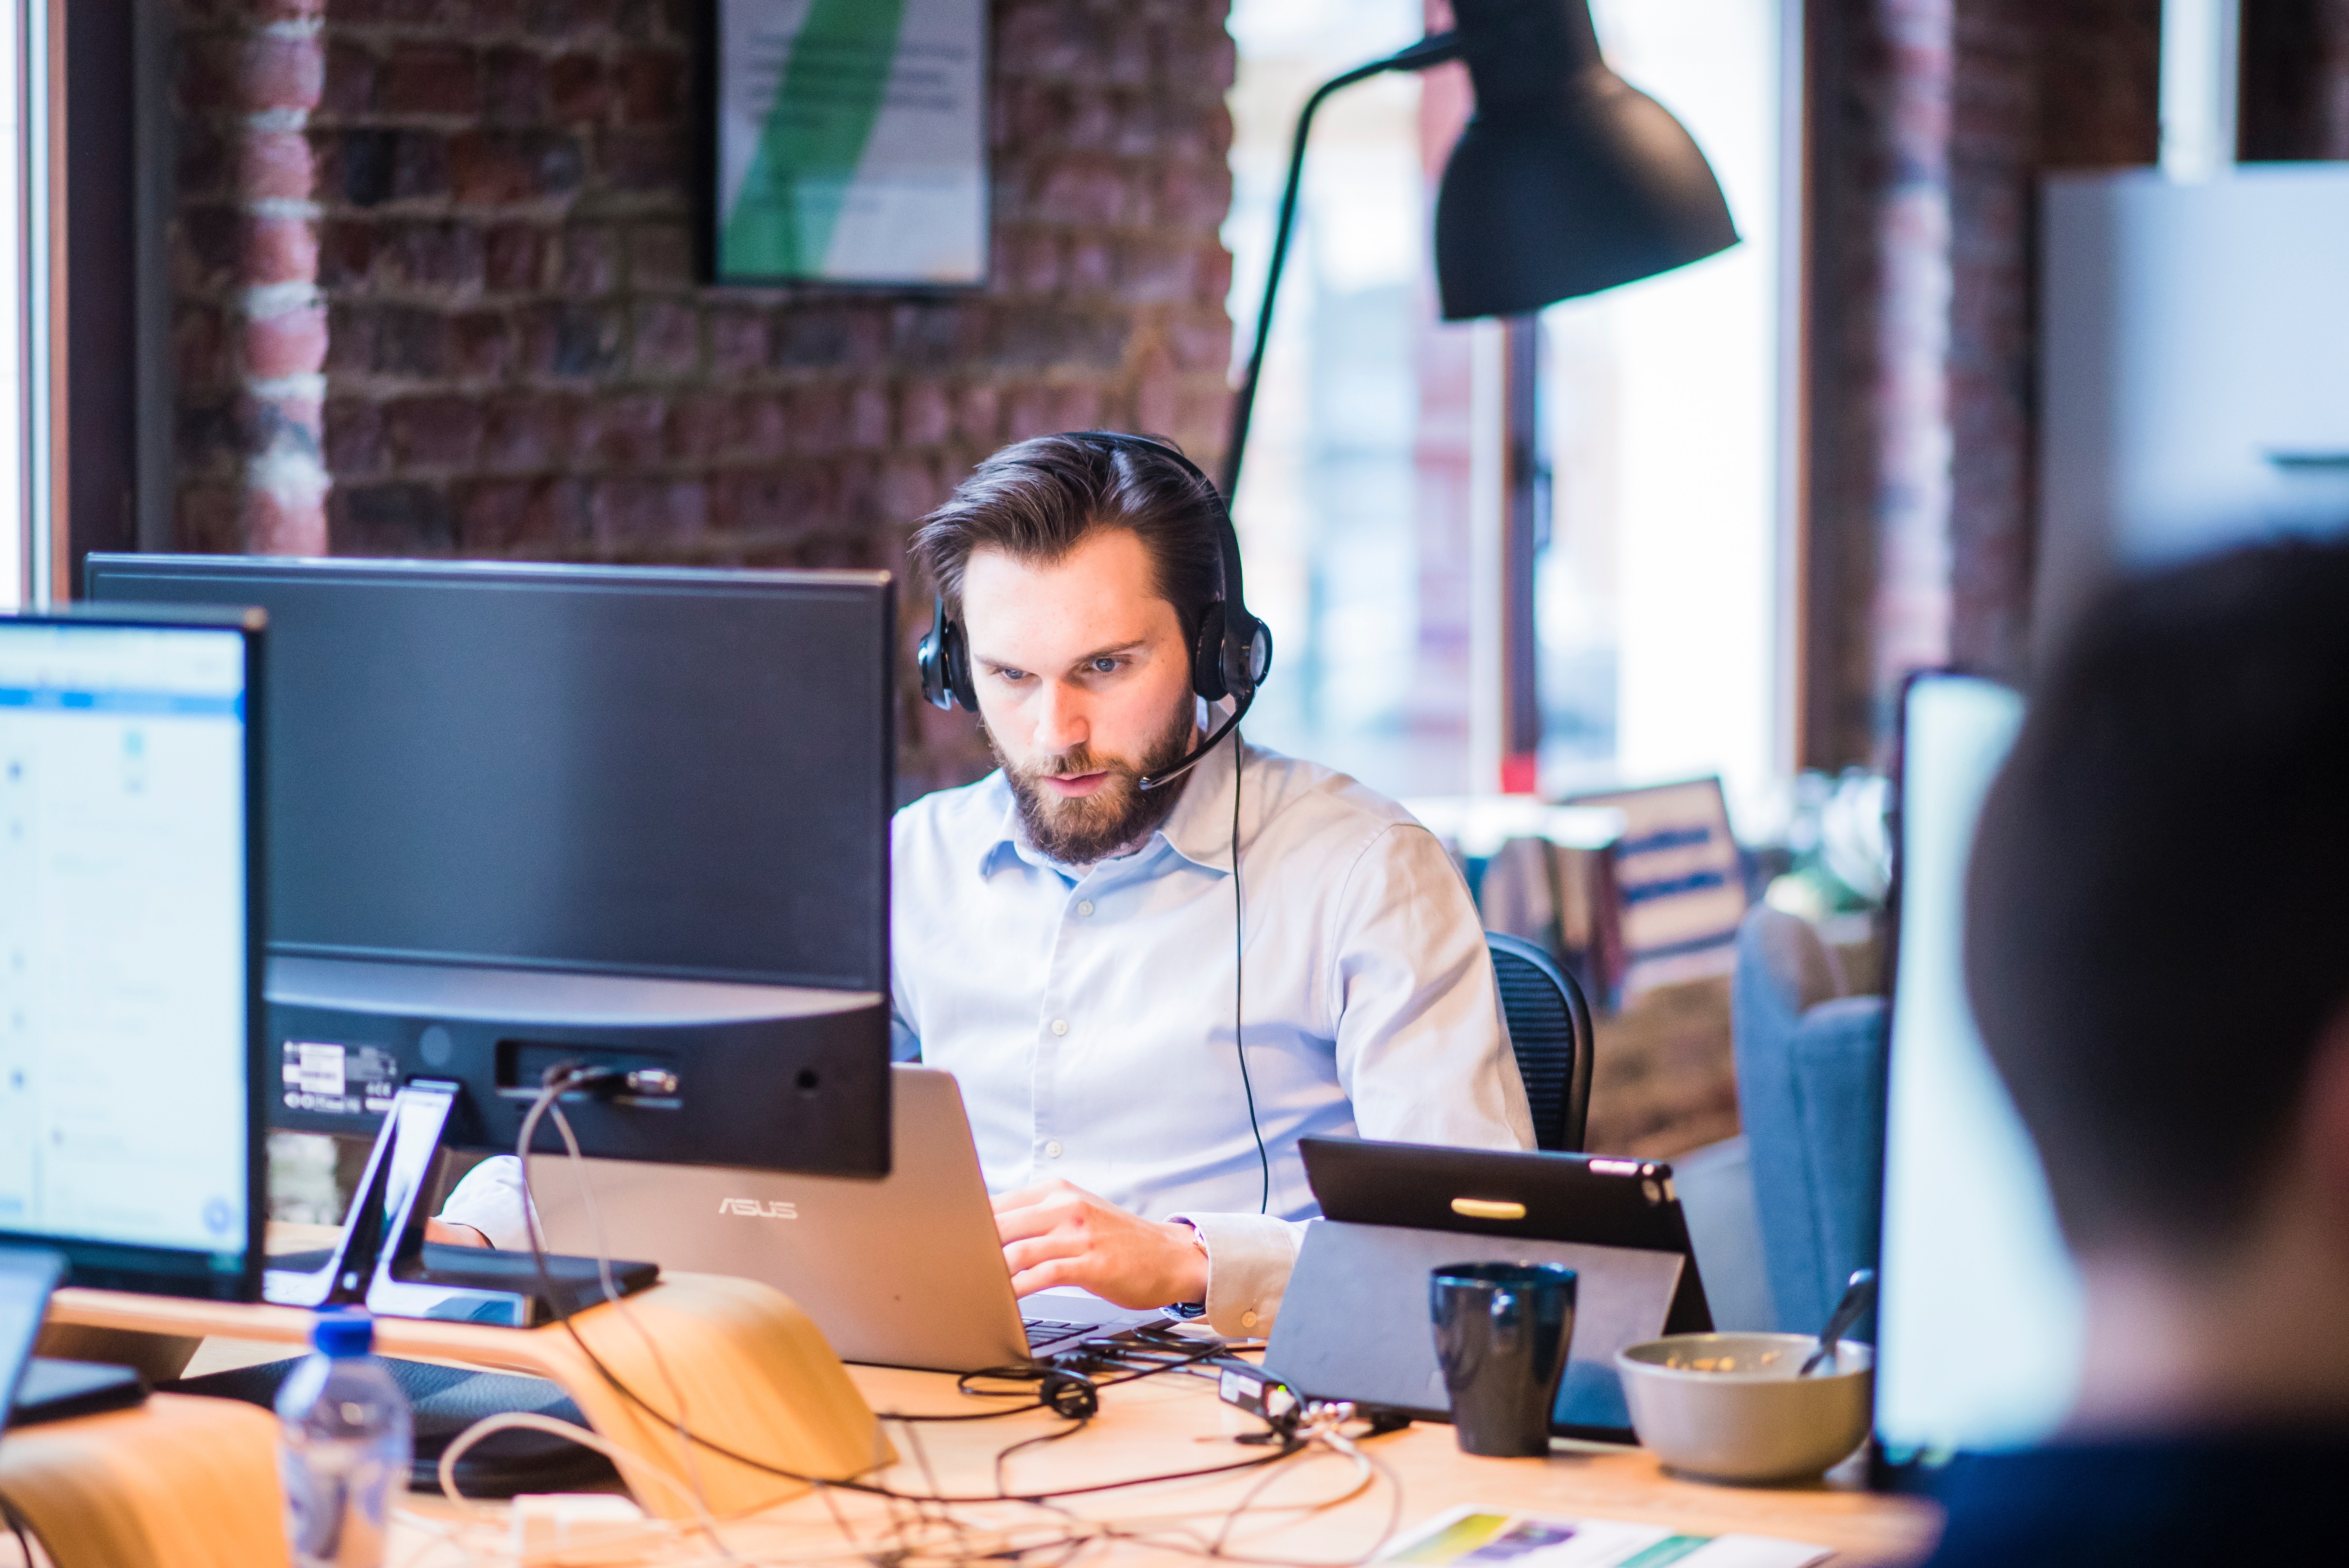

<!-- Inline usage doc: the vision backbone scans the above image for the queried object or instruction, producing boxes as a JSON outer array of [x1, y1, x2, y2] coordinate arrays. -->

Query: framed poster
[[714, 0, 988, 287]]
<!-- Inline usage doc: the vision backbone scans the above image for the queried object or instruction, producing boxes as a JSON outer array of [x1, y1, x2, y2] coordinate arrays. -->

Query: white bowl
[[1615, 1332, 1874, 1485]]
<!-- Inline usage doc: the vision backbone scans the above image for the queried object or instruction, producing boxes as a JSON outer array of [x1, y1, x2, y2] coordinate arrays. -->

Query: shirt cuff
[[1167, 1212, 1306, 1338], [436, 1154, 536, 1252]]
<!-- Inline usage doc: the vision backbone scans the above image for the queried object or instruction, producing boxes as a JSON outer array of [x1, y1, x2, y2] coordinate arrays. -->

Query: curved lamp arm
[[1217, 32, 1466, 500]]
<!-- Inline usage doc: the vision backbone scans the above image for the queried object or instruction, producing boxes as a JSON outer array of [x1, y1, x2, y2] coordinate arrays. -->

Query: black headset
[[916, 431, 1273, 792]]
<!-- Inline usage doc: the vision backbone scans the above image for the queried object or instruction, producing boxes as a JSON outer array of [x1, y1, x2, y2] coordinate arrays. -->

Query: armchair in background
[[1731, 907, 1888, 1337]]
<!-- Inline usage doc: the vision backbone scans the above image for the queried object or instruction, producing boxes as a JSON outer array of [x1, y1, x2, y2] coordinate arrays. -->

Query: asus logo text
[[716, 1197, 798, 1219]]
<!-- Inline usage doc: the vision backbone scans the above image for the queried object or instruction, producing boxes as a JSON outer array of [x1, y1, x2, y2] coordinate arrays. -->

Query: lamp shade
[[1435, 0, 1739, 320]]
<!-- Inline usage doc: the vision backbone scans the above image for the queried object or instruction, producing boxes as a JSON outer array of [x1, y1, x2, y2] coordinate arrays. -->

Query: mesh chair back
[[1486, 932, 1596, 1152]]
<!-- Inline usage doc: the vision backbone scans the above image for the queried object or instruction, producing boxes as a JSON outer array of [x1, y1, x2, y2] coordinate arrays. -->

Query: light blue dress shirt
[[892, 734, 1535, 1331]]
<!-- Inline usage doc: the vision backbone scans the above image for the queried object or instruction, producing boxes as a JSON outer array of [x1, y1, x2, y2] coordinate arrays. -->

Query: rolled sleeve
[[436, 1153, 535, 1251], [1171, 1211, 1307, 1337]]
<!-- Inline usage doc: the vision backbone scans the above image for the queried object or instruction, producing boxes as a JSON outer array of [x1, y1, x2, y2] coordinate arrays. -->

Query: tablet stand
[[263, 1077, 652, 1326]]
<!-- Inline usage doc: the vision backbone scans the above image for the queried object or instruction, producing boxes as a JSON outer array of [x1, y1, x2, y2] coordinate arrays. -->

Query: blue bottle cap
[[312, 1311, 375, 1358]]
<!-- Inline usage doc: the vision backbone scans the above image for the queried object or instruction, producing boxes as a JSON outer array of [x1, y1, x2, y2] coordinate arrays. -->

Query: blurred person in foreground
[[1929, 537, 2349, 1565]]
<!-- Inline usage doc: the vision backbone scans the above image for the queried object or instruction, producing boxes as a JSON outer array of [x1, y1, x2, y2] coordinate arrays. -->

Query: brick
[[846, 384, 891, 449], [558, 225, 620, 294], [247, 487, 332, 558], [177, 119, 230, 201], [1068, 237, 1114, 295], [580, 394, 667, 467], [326, 398, 389, 478], [547, 53, 607, 121], [613, 48, 684, 125], [480, 394, 575, 471], [630, 298, 700, 377], [666, 392, 732, 461], [598, 128, 685, 191], [178, 398, 243, 479], [176, 208, 242, 296], [483, 47, 546, 124], [243, 214, 319, 289], [590, 477, 706, 546], [246, 33, 327, 113], [955, 382, 1001, 446], [316, 221, 376, 290], [526, 0, 623, 39], [335, 481, 457, 555], [525, 302, 624, 378], [321, 40, 376, 118], [627, 223, 693, 287], [390, 395, 483, 469], [380, 43, 480, 118], [243, 303, 330, 380], [455, 310, 516, 379], [898, 381, 953, 447], [1115, 238, 1193, 305], [361, 305, 452, 378], [483, 224, 547, 291], [449, 130, 584, 205], [730, 394, 789, 457], [1006, 383, 1055, 442], [176, 483, 242, 554], [174, 306, 230, 394], [707, 307, 770, 376], [784, 386, 844, 457], [241, 129, 316, 202], [385, 222, 484, 291]]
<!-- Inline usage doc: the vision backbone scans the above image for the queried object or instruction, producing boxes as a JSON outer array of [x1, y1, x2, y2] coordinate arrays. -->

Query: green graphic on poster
[[717, 0, 986, 285]]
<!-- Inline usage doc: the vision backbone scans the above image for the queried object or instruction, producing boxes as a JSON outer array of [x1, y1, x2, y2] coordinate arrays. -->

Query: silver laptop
[[529, 1065, 1164, 1371]]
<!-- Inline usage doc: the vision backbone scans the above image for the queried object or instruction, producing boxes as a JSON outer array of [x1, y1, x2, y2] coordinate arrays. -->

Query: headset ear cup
[[918, 599, 951, 712], [1193, 601, 1229, 702], [944, 617, 979, 712]]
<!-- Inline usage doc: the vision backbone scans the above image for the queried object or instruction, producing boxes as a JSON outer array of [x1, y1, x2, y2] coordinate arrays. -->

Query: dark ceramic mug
[[1430, 1261, 1578, 1457]]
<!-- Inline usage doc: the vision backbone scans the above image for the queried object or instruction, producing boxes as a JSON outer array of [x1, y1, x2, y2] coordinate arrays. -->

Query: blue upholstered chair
[[1486, 932, 1595, 1152], [1731, 907, 1888, 1338]]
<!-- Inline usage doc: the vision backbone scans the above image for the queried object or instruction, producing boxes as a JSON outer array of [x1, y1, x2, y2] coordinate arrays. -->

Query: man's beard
[[996, 702, 1201, 866]]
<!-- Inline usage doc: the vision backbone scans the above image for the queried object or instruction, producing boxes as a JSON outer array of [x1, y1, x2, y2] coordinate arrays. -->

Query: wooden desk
[[392, 1359, 1942, 1566]]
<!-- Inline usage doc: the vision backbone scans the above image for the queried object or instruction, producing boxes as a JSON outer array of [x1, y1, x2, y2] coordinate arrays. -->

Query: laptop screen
[[1875, 673, 2085, 1458], [0, 617, 260, 1296]]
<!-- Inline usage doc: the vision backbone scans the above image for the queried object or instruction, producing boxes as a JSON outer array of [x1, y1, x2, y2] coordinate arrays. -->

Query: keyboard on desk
[[1021, 1317, 1096, 1351]]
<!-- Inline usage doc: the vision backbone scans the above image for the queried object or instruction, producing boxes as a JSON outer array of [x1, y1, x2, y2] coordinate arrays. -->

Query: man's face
[[960, 527, 1200, 863]]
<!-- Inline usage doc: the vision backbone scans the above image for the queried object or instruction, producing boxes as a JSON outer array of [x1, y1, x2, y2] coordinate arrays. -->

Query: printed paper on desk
[[1382, 1505, 1831, 1568]]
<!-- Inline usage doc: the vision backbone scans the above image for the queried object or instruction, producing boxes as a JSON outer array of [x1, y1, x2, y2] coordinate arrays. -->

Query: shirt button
[[1045, 1141, 1064, 1158], [1076, 900, 1094, 917], [1241, 1311, 1259, 1330], [1050, 1018, 1069, 1036]]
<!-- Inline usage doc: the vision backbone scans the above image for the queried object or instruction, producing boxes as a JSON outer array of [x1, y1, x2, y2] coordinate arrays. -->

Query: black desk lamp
[[1219, 0, 1740, 497]]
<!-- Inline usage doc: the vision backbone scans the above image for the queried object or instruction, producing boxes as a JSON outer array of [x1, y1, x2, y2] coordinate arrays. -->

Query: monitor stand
[[264, 1079, 657, 1327]]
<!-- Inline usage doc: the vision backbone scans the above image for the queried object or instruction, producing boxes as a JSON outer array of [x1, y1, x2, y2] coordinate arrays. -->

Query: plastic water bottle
[[276, 1310, 413, 1568]]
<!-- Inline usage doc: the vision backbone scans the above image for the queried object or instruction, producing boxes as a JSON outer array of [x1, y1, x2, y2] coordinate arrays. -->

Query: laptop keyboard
[[1021, 1317, 1088, 1348]]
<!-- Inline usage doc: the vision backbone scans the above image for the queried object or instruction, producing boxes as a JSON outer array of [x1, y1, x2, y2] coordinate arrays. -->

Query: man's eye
[[996, 668, 1029, 682], [1089, 657, 1121, 674]]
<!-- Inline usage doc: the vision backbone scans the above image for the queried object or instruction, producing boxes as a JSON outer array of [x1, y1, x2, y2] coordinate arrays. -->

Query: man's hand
[[993, 1179, 1209, 1310], [424, 1218, 490, 1248]]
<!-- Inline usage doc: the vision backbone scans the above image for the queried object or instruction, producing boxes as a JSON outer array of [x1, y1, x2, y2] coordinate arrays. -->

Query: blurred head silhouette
[[1966, 534, 2349, 1432]]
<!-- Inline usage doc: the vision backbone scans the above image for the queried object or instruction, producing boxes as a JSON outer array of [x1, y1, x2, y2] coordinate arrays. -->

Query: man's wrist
[[1166, 1218, 1211, 1306]]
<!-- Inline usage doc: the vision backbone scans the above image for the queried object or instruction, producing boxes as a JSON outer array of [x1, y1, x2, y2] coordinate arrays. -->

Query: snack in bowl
[[1615, 1331, 1874, 1485]]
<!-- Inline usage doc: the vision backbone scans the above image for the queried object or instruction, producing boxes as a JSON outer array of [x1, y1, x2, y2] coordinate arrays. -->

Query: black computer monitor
[[85, 556, 894, 1182], [1875, 672, 2084, 1462], [0, 607, 267, 1300]]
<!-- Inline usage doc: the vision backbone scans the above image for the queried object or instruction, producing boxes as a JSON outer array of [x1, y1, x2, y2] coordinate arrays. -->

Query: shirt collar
[[972, 730, 1245, 880]]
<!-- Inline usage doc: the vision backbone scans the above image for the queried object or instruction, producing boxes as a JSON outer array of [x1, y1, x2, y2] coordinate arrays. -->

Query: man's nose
[[1032, 679, 1090, 755]]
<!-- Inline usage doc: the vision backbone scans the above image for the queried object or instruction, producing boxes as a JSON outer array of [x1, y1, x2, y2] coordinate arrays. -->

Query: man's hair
[[1965, 536, 2349, 1255], [908, 434, 1224, 647]]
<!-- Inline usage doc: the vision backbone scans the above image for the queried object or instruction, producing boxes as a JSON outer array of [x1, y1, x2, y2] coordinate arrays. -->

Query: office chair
[[1731, 907, 1889, 1337], [1486, 932, 1595, 1152]]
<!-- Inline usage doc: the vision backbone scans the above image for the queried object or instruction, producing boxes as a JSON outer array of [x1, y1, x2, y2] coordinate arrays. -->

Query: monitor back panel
[[85, 557, 892, 993]]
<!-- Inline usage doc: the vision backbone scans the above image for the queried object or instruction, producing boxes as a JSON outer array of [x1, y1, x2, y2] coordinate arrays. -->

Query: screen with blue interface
[[0, 620, 254, 1285], [1877, 673, 2085, 1458]]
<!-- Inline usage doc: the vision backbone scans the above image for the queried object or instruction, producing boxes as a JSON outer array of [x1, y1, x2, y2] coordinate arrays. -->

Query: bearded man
[[438, 433, 1532, 1335], [881, 432, 1531, 1334]]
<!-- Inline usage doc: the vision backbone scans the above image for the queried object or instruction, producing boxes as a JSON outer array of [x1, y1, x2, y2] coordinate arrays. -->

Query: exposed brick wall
[[172, 0, 1240, 793], [2241, 0, 2349, 158], [1798, 0, 2156, 768], [175, 0, 335, 555]]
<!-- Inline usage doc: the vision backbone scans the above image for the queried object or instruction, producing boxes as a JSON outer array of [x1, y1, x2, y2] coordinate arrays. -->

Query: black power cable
[[1232, 728, 1269, 1215]]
